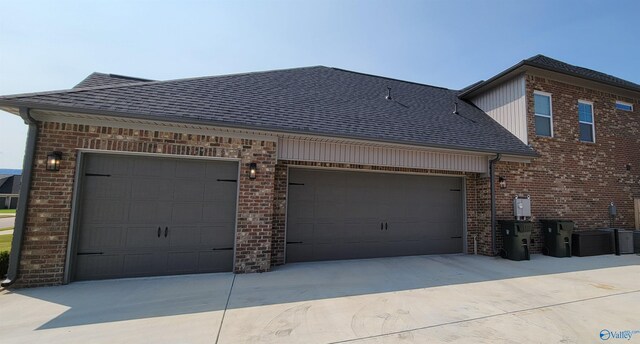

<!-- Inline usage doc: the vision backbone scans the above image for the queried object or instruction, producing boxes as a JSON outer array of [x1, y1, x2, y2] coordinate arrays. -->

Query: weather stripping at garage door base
[[212, 247, 234, 251], [77, 252, 104, 255]]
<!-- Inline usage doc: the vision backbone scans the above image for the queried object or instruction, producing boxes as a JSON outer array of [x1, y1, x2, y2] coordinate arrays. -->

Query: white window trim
[[615, 100, 634, 111], [578, 100, 596, 143], [534, 90, 553, 137]]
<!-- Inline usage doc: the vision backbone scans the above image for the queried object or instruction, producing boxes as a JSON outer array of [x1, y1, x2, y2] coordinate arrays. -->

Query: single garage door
[[286, 169, 463, 263], [74, 154, 238, 280]]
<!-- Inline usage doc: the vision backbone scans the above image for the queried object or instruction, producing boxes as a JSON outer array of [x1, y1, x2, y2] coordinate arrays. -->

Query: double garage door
[[72, 155, 464, 281], [73, 154, 238, 281], [286, 169, 464, 263]]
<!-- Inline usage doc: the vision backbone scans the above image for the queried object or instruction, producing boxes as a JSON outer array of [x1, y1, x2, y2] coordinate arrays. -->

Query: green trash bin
[[540, 220, 573, 257], [499, 220, 532, 261]]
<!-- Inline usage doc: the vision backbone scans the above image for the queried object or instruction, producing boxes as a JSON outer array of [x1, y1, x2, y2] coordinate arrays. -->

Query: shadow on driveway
[[2, 253, 638, 330]]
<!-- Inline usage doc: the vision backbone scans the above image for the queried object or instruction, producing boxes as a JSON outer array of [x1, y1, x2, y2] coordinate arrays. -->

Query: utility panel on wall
[[514, 196, 532, 218]]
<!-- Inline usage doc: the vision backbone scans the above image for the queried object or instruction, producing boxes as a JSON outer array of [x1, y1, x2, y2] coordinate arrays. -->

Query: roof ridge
[[1, 65, 330, 101], [526, 54, 640, 88], [330, 67, 452, 91]]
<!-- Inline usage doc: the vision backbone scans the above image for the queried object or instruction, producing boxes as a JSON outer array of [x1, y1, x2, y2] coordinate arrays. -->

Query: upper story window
[[578, 100, 595, 142], [534, 91, 553, 137], [615, 101, 633, 111]]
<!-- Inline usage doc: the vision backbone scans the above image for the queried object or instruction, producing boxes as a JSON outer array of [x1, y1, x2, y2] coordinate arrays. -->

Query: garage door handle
[[380, 222, 383, 231], [385, 222, 388, 230], [165, 227, 168, 238], [157, 227, 161, 238]]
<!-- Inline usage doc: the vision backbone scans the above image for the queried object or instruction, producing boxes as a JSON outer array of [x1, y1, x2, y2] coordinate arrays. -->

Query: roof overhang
[[0, 101, 538, 159], [460, 60, 640, 99]]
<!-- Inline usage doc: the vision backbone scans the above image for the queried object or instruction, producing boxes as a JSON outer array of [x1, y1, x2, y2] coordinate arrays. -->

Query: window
[[615, 101, 633, 111], [534, 92, 553, 137], [578, 101, 595, 142]]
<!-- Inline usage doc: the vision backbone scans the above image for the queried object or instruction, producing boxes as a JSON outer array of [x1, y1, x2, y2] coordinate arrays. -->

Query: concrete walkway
[[0, 254, 639, 343], [0, 216, 15, 229]]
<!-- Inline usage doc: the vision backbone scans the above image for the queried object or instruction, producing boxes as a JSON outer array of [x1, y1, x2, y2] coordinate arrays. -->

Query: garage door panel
[[205, 161, 238, 179], [82, 201, 127, 224], [75, 255, 124, 280], [78, 225, 124, 250], [132, 159, 175, 177], [75, 154, 238, 281], [131, 179, 174, 201], [167, 251, 199, 273], [287, 169, 463, 263], [84, 155, 130, 176], [198, 251, 234, 272], [202, 202, 236, 222], [175, 160, 207, 178], [123, 253, 166, 276], [172, 203, 204, 223], [125, 226, 168, 249], [174, 180, 205, 202], [201, 225, 235, 247], [83, 177, 129, 199], [204, 181, 237, 201], [286, 223, 313, 242]]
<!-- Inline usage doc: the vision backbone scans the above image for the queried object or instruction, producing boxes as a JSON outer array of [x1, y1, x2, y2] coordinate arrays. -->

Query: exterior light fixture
[[46, 151, 62, 171], [249, 162, 257, 180], [498, 176, 506, 189]]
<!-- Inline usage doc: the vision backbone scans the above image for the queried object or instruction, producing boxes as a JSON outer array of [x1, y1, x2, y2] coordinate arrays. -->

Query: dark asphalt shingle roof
[[0, 66, 535, 156], [526, 55, 640, 92], [74, 73, 154, 88], [461, 54, 640, 97]]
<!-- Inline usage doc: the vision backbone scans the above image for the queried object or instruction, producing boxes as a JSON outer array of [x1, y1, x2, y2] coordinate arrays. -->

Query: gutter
[[489, 153, 502, 256], [0, 100, 539, 158], [1, 108, 37, 288]]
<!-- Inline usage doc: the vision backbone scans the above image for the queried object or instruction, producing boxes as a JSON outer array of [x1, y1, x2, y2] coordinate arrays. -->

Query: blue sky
[[1, 0, 639, 168]]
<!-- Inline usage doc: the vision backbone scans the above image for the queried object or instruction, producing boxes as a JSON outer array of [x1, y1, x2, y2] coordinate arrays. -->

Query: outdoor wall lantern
[[46, 151, 62, 171], [249, 162, 257, 180], [498, 176, 506, 189]]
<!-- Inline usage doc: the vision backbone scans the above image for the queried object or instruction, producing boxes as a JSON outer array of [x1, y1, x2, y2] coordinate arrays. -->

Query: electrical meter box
[[514, 196, 531, 218]]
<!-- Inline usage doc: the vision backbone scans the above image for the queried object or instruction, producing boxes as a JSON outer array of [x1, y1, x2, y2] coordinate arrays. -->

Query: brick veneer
[[15, 122, 276, 287], [15, 71, 639, 287], [492, 74, 640, 253]]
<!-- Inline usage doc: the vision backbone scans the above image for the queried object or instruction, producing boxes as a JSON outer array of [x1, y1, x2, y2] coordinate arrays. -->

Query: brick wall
[[491, 74, 640, 253], [16, 122, 276, 287]]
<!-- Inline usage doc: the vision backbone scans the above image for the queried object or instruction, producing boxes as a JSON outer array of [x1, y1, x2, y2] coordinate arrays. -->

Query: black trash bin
[[499, 220, 532, 261], [540, 220, 573, 257]]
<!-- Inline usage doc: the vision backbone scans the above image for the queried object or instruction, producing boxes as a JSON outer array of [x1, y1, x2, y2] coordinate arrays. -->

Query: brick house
[[0, 55, 638, 287]]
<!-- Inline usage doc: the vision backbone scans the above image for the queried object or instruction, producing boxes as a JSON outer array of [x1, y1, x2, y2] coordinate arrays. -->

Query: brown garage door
[[286, 169, 464, 263], [73, 154, 238, 281]]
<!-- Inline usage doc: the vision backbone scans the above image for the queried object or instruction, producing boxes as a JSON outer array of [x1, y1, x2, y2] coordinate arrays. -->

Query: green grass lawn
[[0, 209, 16, 218], [0, 234, 11, 252], [0, 227, 12, 232]]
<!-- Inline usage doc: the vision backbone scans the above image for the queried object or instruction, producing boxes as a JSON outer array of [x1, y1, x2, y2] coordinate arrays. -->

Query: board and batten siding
[[278, 138, 487, 173], [471, 75, 528, 144]]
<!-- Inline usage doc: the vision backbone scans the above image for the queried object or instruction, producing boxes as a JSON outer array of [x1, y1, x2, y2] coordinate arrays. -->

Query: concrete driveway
[[1, 254, 639, 344], [0, 216, 15, 229]]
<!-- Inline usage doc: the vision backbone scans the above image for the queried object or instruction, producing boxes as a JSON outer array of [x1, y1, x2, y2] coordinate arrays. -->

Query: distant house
[[0, 174, 20, 209]]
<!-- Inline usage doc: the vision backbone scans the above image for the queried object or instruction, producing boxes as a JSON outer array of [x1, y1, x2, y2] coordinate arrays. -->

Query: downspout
[[489, 153, 502, 256], [2, 108, 37, 288]]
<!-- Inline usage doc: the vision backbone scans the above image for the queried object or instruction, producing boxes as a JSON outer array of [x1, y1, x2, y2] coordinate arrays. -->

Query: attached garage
[[72, 153, 239, 281], [286, 168, 465, 263]]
